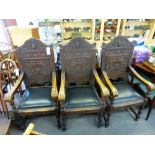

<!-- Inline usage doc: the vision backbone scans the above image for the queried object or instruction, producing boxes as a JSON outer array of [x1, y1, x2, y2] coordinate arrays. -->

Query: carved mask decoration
[[76, 41, 80, 49], [31, 43, 35, 49]]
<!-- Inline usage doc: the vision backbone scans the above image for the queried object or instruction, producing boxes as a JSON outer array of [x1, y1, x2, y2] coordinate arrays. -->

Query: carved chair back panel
[[101, 36, 134, 80], [60, 37, 96, 85], [16, 38, 55, 87]]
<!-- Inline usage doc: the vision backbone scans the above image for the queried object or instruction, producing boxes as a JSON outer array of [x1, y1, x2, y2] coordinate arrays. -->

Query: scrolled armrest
[[102, 71, 118, 98], [129, 65, 155, 91], [4, 71, 24, 102], [93, 70, 110, 97], [51, 71, 58, 100], [58, 71, 66, 102]]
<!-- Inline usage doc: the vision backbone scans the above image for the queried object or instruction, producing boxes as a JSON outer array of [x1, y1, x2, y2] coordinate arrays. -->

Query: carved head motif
[[101, 36, 133, 80], [31, 43, 35, 49], [76, 41, 80, 49]]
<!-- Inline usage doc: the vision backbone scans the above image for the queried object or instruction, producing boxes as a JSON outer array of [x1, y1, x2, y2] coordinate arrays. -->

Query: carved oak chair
[[58, 37, 109, 131], [100, 36, 154, 127], [1, 38, 60, 128], [131, 65, 155, 120]]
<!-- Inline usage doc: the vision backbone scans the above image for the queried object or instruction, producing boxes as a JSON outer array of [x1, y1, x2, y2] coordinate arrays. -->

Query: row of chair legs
[[56, 104, 144, 131], [12, 103, 150, 132]]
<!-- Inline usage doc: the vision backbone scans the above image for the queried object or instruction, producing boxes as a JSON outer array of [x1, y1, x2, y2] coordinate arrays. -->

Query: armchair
[[132, 62, 155, 120], [101, 36, 152, 127], [58, 37, 109, 131], [0, 38, 60, 129]]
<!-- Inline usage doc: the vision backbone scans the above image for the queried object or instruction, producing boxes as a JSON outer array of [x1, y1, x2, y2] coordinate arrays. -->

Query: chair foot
[[105, 107, 111, 127], [135, 115, 140, 121], [57, 121, 61, 129], [62, 126, 66, 131], [97, 113, 102, 128], [104, 115, 110, 128], [145, 104, 153, 121], [56, 112, 61, 129], [135, 105, 143, 121], [105, 122, 108, 128], [61, 114, 66, 131], [11, 115, 29, 131], [129, 105, 143, 121]]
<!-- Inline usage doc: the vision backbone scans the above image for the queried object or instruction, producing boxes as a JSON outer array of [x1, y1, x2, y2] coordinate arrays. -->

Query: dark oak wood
[[0, 38, 59, 129], [16, 38, 55, 87], [101, 36, 148, 127], [60, 37, 96, 85], [59, 37, 109, 131], [134, 60, 155, 120], [101, 35, 133, 81]]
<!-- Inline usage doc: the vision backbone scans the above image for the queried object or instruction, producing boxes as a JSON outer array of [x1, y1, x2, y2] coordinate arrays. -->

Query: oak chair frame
[[0, 38, 60, 128], [101, 36, 154, 126], [58, 37, 109, 131]]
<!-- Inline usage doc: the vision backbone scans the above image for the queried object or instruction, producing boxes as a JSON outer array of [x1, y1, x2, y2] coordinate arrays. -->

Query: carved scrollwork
[[60, 37, 96, 84], [20, 38, 46, 49], [101, 36, 133, 80], [103, 35, 133, 49], [16, 38, 55, 86], [62, 37, 95, 50]]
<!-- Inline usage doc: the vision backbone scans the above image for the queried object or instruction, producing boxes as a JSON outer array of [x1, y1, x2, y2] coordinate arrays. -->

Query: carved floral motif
[[16, 38, 55, 86], [101, 36, 133, 80]]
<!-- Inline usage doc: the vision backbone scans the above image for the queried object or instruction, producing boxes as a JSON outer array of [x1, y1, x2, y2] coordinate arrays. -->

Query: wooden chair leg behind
[[97, 111, 103, 128], [104, 102, 111, 128], [136, 105, 143, 120], [146, 99, 155, 120], [61, 112, 66, 131], [56, 108, 61, 128], [146, 104, 153, 120]]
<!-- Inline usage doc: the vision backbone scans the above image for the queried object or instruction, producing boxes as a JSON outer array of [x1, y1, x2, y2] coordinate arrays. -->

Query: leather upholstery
[[112, 81, 144, 106], [18, 86, 56, 109], [64, 85, 101, 108]]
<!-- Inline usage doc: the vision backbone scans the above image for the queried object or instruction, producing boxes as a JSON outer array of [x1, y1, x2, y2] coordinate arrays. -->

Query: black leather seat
[[64, 85, 100, 109], [18, 87, 56, 109], [112, 81, 144, 107]]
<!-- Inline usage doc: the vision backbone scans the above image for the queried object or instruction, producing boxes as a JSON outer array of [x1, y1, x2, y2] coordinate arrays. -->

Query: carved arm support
[[58, 71, 66, 103], [102, 71, 118, 98], [93, 70, 110, 98], [51, 71, 58, 100], [128, 65, 155, 92], [4, 71, 24, 102]]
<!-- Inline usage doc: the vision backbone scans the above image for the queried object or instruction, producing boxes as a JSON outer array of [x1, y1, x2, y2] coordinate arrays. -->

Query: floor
[[10, 108, 155, 135]]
